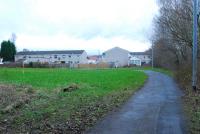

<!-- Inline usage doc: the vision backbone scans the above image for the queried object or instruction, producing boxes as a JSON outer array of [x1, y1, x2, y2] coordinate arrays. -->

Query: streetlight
[[152, 43, 154, 69], [192, 0, 199, 91]]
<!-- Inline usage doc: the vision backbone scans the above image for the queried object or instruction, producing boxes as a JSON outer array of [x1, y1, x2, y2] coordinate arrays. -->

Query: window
[[68, 55, 71, 58], [62, 55, 66, 58], [131, 60, 140, 65], [54, 55, 57, 58], [29, 56, 31, 58], [23, 56, 26, 59], [133, 60, 140, 65], [77, 55, 80, 57]]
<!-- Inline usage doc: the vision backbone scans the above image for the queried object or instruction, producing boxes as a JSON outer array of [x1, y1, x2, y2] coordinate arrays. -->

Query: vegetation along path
[[87, 71, 187, 134]]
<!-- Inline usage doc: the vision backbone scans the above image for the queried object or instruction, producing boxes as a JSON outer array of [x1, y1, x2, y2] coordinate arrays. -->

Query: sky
[[0, 0, 159, 55]]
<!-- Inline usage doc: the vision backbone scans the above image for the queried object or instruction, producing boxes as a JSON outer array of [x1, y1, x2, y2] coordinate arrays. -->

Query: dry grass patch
[[175, 66, 200, 134]]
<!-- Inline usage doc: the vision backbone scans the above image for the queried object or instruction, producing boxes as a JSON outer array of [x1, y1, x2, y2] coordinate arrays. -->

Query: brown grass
[[0, 84, 36, 133], [0, 85, 35, 112], [175, 64, 200, 134]]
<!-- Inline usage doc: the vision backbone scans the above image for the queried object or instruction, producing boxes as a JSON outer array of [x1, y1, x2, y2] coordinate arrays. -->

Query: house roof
[[88, 55, 101, 60], [103, 47, 130, 54], [16, 50, 85, 55], [130, 52, 151, 55]]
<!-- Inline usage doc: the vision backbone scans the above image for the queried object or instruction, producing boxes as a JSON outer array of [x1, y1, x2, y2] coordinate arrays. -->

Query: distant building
[[0, 58, 3, 64], [102, 47, 151, 67], [87, 55, 101, 64], [128, 56, 142, 66], [129, 52, 151, 66], [15, 50, 88, 66], [102, 47, 130, 67]]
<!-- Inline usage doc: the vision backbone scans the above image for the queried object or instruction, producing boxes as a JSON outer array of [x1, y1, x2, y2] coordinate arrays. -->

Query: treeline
[[153, 0, 199, 133], [153, 0, 200, 85], [153, 0, 196, 70]]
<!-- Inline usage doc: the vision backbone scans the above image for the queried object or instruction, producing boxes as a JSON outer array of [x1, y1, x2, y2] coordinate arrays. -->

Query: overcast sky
[[0, 0, 158, 55]]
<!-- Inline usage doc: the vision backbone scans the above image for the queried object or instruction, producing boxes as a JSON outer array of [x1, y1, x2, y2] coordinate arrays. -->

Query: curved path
[[87, 71, 187, 134]]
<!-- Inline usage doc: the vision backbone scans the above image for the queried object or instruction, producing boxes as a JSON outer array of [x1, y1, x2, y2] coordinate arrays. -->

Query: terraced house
[[15, 50, 88, 65]]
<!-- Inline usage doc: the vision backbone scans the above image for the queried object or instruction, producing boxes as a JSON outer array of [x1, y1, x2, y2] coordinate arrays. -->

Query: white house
[[0, 58, 3, 64], [102, 47, 152, 67], [102, 47, 130, 67], [15, 50, 88, 65], [129, 56, 142, 66], [129, 52, 151, 65]]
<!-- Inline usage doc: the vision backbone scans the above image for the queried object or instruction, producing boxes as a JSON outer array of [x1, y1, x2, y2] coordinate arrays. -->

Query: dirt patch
[[0, 85, 34, 110], [0, 84, 35, 133], [62, 83, 79, 92], [20, 91, 132, 134]]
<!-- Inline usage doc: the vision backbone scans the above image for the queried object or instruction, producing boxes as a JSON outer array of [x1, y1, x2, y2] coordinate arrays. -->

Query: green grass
[[0, 68, 146, 90], [0, 68, 147, 133]]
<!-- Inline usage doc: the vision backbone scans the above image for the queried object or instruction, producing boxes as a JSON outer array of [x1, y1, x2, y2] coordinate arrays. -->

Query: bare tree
[[153, 0, 194, 69]]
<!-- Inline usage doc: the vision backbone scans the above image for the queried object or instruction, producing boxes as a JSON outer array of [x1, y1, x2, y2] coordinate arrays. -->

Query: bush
[[29, 62, 33, 68]]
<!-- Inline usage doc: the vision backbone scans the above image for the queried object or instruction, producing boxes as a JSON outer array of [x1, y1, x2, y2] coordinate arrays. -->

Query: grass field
[[0, 68, 147, 133]]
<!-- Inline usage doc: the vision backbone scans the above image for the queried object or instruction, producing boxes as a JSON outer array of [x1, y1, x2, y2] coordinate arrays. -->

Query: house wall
[[129, 60, 141, 66], [0, 58, 3, 64], [131, 55, 151, 64], [129, 56, 142, 66], [102, 47, 129, 67], [15, 51, 88, 65], [79, 51, 88, 64]]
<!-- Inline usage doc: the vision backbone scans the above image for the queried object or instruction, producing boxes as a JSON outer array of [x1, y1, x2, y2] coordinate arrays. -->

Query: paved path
[[87, 71, 187, 134]]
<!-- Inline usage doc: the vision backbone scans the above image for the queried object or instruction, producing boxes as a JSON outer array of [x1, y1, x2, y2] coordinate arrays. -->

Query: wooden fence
[[78, 63, 110, 68], [0, 62, 70, 68]]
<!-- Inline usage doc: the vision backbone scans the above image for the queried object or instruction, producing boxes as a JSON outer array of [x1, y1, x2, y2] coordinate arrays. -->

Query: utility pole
[[192, 0, 198, 91], [152, 43, 154, 69]]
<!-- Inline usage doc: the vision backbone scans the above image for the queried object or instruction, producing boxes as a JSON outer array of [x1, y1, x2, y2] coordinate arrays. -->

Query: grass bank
[[0, 68, 147, 133], [175, 67, 200, 134]]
